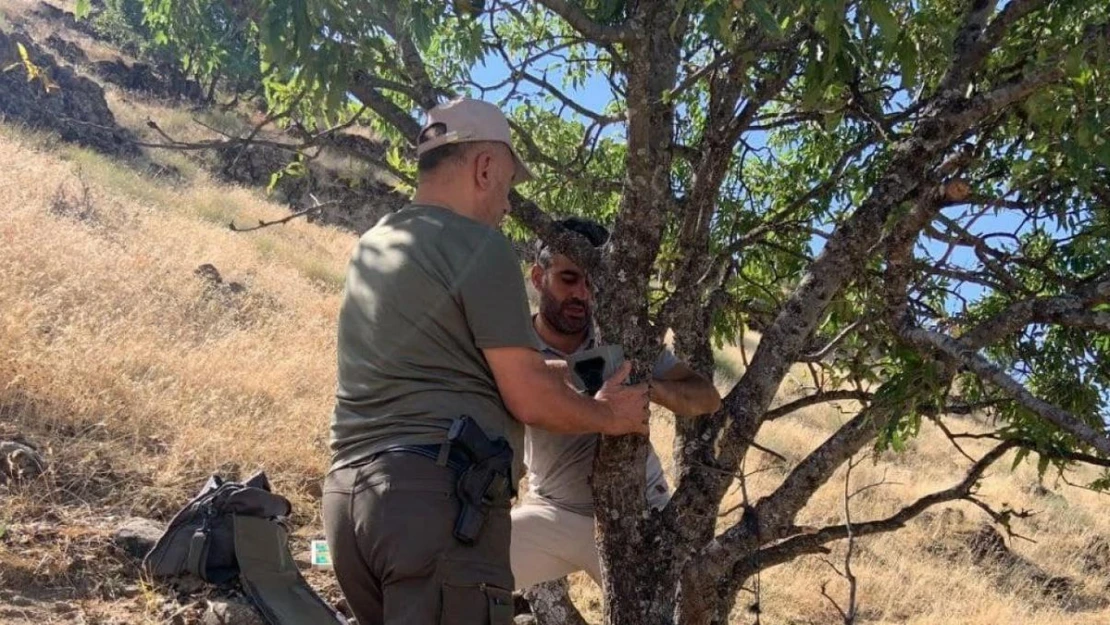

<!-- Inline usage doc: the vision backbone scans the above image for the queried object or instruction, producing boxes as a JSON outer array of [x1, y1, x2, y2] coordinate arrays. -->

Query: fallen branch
[[228, 195, 336, 232]]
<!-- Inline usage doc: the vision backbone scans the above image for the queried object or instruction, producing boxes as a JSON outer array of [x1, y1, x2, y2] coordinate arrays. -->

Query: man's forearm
[[525, 364, 618, 433], [544, 360, 573, 386], [650, 376, 721, 417], [486, 347, 647, 436], [495, 353, 618, 434]]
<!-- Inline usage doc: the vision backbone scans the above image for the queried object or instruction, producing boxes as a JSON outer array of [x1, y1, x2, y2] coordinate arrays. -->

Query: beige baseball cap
[[415, 97, 535, 185]]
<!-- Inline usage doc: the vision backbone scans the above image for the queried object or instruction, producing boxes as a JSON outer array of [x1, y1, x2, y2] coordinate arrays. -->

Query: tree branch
[[505, 119, 621, 193], [349, 70, 422, 140], [515, 69, 623, 124], [820, 454, 866, 624], [724, 440, 1019, 581], [900, 325, 1110, 456], [937, 0, 1051, 93], [534, 0, 632, 44], [938, 0, 1002, 92], [522, 578, 590, 625], [509, 192, 600, 273], [799, 320, 866, 363], [930, 212, 1028, 295], [960, 275, 1110, 348], [764, 390, 873, 421], [673, 34, 1097, 535], [228, 196, 335, 232], [373, 0, 441, 110]]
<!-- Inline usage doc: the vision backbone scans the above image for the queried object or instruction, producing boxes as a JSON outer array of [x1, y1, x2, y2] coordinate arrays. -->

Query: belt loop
[[436, 440, 451, 467]]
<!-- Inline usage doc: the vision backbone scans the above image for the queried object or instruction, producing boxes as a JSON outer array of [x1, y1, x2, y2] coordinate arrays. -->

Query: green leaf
[[74, 0, 92, 20], [285, 160, 307, 177], [801, 59, 826, 110], [867, 0, 899, 50], [1036, 454, 1051, 478], [1078, 120, 1094, 149], [897, 34, 919, 92], [749, 0, 782, 38], [821, 2, 844, 60]]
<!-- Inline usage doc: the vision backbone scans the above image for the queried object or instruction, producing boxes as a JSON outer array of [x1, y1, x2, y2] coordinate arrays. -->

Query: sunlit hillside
[[2, 2, 1110, 623]]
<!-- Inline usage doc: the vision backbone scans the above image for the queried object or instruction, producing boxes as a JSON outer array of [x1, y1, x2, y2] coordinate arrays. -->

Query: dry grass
[[0, 124, 351, 514], [2, 114, 1110, 623], [0, 121, 354, 621]]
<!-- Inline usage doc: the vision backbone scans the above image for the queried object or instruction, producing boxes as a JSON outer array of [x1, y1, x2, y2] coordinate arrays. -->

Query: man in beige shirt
[[511, 217, 722, 590], [322, 100, 650, 625]]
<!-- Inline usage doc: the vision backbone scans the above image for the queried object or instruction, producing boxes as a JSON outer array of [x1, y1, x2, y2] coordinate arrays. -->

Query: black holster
[[446, 415, 514, 545]]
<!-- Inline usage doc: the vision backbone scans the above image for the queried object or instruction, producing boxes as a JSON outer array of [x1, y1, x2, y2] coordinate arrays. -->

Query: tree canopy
[[118, 0, 1110, 622]]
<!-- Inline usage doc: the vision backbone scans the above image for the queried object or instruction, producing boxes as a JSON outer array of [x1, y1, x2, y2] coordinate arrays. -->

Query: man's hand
[[594, 361, 650, 436], [485, 347, 648, 435]]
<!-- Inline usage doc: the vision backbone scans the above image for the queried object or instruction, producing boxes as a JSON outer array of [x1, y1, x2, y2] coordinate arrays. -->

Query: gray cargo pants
[[322, 451, 514, 625]]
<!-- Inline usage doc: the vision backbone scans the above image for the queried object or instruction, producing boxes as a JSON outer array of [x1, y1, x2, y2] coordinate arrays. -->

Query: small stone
[[295, 551, 313, 571], [172, 576, 207, 594], [514, 616, 538, 625], [513, 591, 532, 615], [113, 517, 165, 560], [195, 263, 224, 286], [202, 599, 265, 625], [0, 441, 46, 482]]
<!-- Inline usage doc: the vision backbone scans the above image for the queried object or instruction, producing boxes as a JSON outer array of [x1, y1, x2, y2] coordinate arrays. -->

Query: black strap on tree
[[742, 505, 762, 625], [737, 457, 761, 625]]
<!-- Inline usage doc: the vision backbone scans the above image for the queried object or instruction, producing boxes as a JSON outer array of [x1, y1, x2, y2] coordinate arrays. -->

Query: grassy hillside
[[2, 5, 1110, 624], [4, 120, 1110, 625], [0, 123, 353, 622]]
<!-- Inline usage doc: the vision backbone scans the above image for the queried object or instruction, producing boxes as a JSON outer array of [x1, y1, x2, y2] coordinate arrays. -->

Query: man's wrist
[[594, 399, 618, 435]]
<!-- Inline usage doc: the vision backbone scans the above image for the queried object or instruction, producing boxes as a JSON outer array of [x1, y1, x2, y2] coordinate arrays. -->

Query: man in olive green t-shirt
[[321, 98, 650, 625]]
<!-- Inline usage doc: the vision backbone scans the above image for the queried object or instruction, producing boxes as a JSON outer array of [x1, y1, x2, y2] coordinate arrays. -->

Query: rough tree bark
[[581, 2, 688, 624]]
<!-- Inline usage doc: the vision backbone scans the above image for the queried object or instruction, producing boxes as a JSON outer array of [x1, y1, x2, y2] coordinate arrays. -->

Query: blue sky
[[466, 46, 1036, 317], [469, 51, 616, 119]]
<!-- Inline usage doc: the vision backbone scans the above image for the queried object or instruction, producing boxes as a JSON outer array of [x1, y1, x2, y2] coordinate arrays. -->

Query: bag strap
[[185, 526, 210, 580], [232, 515, 347, 624]]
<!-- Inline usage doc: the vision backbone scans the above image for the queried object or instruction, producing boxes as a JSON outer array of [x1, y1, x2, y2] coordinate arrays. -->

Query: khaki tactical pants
[[510, 499, 602, 589], [323, 452, 514, 625], [510, 489, 671, 590]]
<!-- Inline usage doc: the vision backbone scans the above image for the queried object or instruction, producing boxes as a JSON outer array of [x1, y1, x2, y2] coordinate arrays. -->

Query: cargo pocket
[[440, 581, 513, 624]]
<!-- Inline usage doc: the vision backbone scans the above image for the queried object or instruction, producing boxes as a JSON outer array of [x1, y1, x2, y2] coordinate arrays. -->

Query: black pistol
[[447, 416, 513, 545]]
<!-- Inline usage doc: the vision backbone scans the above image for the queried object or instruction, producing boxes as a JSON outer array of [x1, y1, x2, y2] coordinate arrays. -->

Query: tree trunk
[[590, 3, 686, 624], [206, 70, 221, 103], [523, 579, 590, 625]]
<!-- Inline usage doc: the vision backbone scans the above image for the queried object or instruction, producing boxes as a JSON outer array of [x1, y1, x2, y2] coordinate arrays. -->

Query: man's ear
[[472, 149, 494, 191], [530, 263, 545, 290]]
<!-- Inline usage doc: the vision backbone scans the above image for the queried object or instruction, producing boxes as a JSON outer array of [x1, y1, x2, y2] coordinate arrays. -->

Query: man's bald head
[[408, 98, 536, 228]]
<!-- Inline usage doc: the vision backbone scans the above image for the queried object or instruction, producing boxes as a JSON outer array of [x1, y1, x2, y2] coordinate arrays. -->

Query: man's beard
[[539, 290, 591, 336]]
